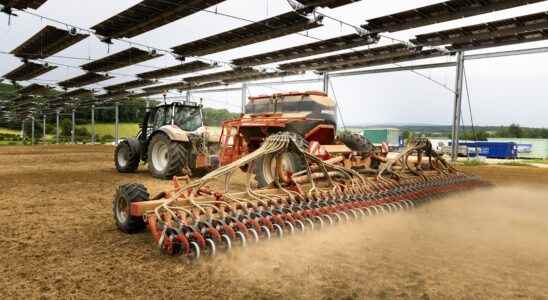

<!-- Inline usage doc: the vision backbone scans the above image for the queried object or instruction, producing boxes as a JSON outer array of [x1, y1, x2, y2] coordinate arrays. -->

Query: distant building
[[363, 128, 401, 148]]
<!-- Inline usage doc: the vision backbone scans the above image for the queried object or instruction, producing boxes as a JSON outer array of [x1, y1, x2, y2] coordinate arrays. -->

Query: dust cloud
[[200, 186, 548, 299]]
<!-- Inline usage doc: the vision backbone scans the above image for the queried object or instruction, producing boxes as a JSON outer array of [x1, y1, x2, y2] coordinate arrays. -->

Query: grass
[[0, 128, 20, 135], [77, 123, 139, 139], [498, 161, 535, 167]]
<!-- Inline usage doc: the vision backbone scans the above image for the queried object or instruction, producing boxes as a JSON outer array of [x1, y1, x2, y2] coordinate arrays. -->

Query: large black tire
[[114, 139, 141, 173], [147, 133, 188, 179], [338, 132, 373, 156], [113, 183, 150, 233]]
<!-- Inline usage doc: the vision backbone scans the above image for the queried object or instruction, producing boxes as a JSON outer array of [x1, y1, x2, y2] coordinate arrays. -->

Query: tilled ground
[[1, 145, 547, 299]]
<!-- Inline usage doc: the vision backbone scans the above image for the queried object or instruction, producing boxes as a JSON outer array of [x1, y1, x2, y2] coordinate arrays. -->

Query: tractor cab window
[[151, 107, 170, 129], [173, 106, 203, 132]]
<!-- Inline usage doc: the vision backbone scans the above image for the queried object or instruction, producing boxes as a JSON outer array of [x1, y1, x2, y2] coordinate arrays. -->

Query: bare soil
[[1, 145, 547, 299]]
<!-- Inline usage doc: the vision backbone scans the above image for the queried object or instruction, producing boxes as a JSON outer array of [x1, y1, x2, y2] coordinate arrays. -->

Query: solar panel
[[279, 43, 417, 71], [104, 79, 155, 92], [137, 61, 216, 79], [172, 9, 323, 57], [95, 90, 131, 100], [58, 73, 113, 89], [128, 91, 163, 98], [0, 0, 47, 10], [142, 81, 190, 93], [2, 62, 57, 81], [447, 28, 548, 51], [314, 49, 446, 72], [11, 25, 88, 59], [295, 0, 360, 9], [232, 33, 379, 67], [16, 83, 52, 95], [59, 88, 93, 99], [182, 68, 262, 84], [81, 47, 162, 73], [412, 11, 548, 47], [92, 0, 227, 40], [223, 70, 304, 84], [362, 0, 545, 33]]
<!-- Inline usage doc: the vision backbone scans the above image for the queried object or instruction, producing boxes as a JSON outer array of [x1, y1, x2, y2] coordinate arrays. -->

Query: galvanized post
[[186, 91, 191, 103], [241, 83, 247, 114], [43, 114, 46, 143], [451, 51, 465, 162], [21, 120, 25, 143], [115, 102, 119, 145], [91, 104, 95, 144], [145, 100, 150, 112], [322, 72, 330, 95], [71, 109, 75, 144], [56, 110, 60, 144], [31, 116, 35, 145]]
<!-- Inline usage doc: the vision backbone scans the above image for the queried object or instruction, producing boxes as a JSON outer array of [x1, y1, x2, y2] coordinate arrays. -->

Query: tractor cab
[[140, 101, 204, 141]]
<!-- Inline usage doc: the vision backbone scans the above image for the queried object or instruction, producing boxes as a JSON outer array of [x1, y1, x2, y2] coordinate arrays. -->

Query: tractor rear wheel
[[114, 139, 141, 173], [255, 151, 304, 188], [113, 183, 150, 233], [147, 133, 188, 179]]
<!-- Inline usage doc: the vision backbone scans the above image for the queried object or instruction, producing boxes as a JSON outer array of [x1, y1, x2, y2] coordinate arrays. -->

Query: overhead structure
[[362, 0, 545, 33], [59, 88, 93, 98], [410, 11, 548, 51], [315, 49, 446, 72], [171, 8, 323, 57], [137, 61, 216, 79], [232, 33, 380, 67], [2, 62, 57, 81], [10, 25, 88, 60], [128, 91, 163, 99], [0, 0, 47, 11], [16, 83, 52, 95], [223, 70, 304, 84], [104, 79, 155, 92], [58, 72, 113, 89], [81, 47, 162, 73], [294, 0, 361, 9], [142, 81, 191, 93], [182, 68, 262, 84], [279, 43, 424, 71], [95, 90, 131, 100], [92, 0, 227, 40]]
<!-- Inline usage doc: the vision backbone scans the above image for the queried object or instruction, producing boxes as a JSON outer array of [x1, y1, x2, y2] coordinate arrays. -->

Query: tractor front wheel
[[113, 183, 150, 233], [147, 133, 188, 179], [114, 139, 141, 173]]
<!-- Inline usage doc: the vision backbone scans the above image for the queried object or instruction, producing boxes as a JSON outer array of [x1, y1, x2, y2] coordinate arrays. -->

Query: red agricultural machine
[[113, 91, 488, 260]]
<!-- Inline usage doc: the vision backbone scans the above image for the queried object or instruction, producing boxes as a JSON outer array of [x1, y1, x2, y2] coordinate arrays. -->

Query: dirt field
[[1, 145, 547, 299]]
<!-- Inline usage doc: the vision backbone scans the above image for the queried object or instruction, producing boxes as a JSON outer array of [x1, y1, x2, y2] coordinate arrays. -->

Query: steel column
[[451, 52, 465, 162], [21, 120, 25, 143], [42, 114, 46, 143], [322, 73, 330, 94], [115, 102, 119, 145], [71, 109, 75, 144], [91, 105, 96, 145], [56, 110, 60, 144], [31, 116, 35, 145], [241, 83, 247, 114]]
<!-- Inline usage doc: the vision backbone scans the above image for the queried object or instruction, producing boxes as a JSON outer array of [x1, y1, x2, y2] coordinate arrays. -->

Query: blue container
[[459, 142, 518, 159]]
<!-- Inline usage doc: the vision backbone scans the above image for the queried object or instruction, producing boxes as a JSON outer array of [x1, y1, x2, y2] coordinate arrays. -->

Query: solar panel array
[[10, 25, 88, 60], [81, 47, 162, 73], [2, 62, 57, 82], [0, 0, 47, 10]]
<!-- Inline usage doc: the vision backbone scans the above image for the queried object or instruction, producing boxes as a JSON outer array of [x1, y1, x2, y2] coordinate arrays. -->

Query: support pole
[[91, 105, 96, 145], [71, 109, 75, 144], [21, 120, 25, 144], [186, 91, 191, 103], [31, 116, 35, 145], [145, 100, 150, 112], [56, 110, 60, 144], [451, 51, 465, 162], [115, 102, 119, 145], [42, 114, 46, 143], [241, 83, 247, 114], [322, 72, 330, 95]]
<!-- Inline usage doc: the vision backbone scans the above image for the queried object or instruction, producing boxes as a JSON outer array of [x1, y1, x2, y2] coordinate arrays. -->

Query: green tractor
[[114, 101, 219, 179]]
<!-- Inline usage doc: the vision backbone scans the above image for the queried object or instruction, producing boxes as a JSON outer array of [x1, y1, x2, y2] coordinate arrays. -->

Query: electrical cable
[[328, 78, 346, 130], [463, 66, 477, 141]]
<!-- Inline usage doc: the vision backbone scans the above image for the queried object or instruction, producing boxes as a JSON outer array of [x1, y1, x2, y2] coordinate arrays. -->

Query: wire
[[463, 65, 477, 141], [328, 78, 346, 130]]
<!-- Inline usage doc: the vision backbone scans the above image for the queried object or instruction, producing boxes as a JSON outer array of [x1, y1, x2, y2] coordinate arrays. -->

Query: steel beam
[[451, 52, 465, 162], [330, 62, 457, 78], [464, 46, 548, 61]]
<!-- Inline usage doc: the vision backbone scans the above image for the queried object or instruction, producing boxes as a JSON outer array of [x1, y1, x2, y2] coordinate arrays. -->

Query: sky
[[1, 0, 548, 127]]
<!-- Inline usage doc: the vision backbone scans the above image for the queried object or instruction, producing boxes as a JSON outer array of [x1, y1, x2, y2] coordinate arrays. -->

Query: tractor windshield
[[173, 106, 203, 132]]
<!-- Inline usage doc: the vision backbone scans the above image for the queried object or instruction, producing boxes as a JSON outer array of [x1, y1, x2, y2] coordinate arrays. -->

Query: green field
[[0, 128, 20, 135], [78, 123, 140, 139]]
